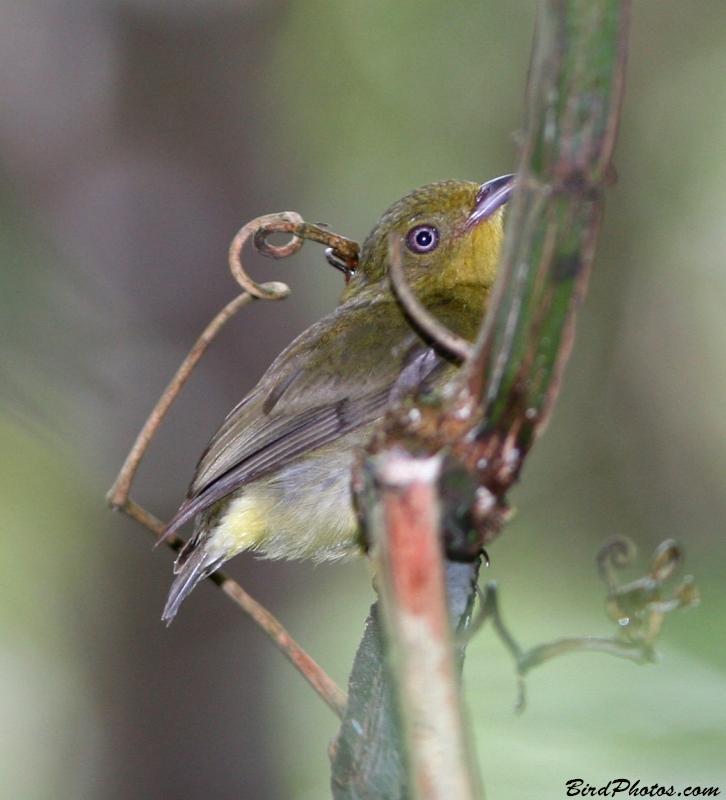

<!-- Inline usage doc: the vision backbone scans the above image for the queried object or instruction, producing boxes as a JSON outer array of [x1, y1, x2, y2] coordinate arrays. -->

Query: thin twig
[[107, 292, 260, 509], [516, 636, 654, 673], [469, 538, 699, 711], [387, 233, 474, 362], [474, 582, 655, 676], [107, 212, 361, 718], [117, 498, 348, 717], [228, 212, 304, 299], [230, 212, 359, 298]]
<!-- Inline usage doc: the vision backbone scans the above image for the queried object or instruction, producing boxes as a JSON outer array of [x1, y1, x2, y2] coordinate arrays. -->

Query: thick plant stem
[[366, 452, 482, 800], [331, 563, 480, 800], [333, 0, 633, 795]]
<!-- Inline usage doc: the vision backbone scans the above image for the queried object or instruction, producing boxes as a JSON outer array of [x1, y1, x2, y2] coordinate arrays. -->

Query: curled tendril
[[451, 539, 700, 711], [387, 233, 474, 362], [597, 536, 699, 648], [228, 212, 360, 300], [648, 538, 683, 583], [597, 535, 637, 590]]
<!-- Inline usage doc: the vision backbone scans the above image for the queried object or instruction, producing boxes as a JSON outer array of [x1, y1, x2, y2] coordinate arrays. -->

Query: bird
[[160, 175, 514, 623]]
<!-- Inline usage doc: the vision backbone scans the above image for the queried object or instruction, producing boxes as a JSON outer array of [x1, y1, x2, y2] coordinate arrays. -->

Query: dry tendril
[[599, 536, 699, 648], [229, 211, 359, 300], [107, 210, 360, 719], [461, 536, 699, 713]]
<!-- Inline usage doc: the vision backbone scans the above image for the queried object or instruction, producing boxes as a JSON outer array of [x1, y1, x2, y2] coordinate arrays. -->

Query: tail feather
[[162, 542, 224, 625]]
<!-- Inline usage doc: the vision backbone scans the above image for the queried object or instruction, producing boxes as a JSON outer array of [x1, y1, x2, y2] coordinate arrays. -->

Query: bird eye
[[406, 224, 439, 254]]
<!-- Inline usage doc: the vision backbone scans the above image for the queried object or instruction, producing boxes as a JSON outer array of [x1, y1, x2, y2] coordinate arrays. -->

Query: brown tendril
[[597, 535, 637, 590], [229, 212, 360, 299], [387, 233, 474, 362], [597, 536, 698, 647], [648, 538, 683, 584]]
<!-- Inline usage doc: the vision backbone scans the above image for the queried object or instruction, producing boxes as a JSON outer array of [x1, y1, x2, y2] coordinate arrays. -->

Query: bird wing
[[162, 299, 448, 540]]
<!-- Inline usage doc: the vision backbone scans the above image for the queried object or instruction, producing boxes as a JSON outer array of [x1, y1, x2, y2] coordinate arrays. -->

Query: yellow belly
[[203, 446, 362, 563]]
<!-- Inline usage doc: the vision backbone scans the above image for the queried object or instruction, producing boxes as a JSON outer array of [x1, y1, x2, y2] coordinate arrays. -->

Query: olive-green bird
[[160, 175, 514, 622]]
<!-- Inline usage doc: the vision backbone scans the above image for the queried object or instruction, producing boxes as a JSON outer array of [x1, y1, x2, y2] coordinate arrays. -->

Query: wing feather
[[161, 296, 452, 541]]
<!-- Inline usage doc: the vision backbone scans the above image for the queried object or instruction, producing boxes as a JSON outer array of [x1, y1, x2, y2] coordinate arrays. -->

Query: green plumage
[[161, 177, 511, 622]]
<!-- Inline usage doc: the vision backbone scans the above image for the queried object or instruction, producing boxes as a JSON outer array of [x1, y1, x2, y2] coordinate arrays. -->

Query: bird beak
[[463, 173, 515, 232]]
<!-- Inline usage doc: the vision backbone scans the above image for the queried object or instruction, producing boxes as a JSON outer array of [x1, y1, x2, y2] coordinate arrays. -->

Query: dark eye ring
[[406, 224, 439, 254]]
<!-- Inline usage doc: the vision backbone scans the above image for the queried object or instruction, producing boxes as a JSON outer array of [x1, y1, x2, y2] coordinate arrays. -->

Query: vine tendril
[[229, 212, 360, 300]]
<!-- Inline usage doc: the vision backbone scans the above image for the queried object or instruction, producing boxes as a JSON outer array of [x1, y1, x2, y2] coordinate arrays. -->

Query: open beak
[[463, 173, 515, 232]]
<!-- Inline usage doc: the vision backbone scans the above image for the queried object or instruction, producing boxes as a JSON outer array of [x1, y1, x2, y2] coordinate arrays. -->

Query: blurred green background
[[1, 1, 725, 798]]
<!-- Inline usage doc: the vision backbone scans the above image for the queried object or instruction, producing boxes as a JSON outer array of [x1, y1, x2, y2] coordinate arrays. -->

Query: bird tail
[[161, 538, 224, 625]]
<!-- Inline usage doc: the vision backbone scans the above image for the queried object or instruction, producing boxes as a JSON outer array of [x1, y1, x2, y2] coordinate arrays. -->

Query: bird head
[[342, 175, 514, 304]]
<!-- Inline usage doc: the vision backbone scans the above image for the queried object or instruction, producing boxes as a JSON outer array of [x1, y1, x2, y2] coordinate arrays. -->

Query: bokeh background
[[1, 1, 725, 798]]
